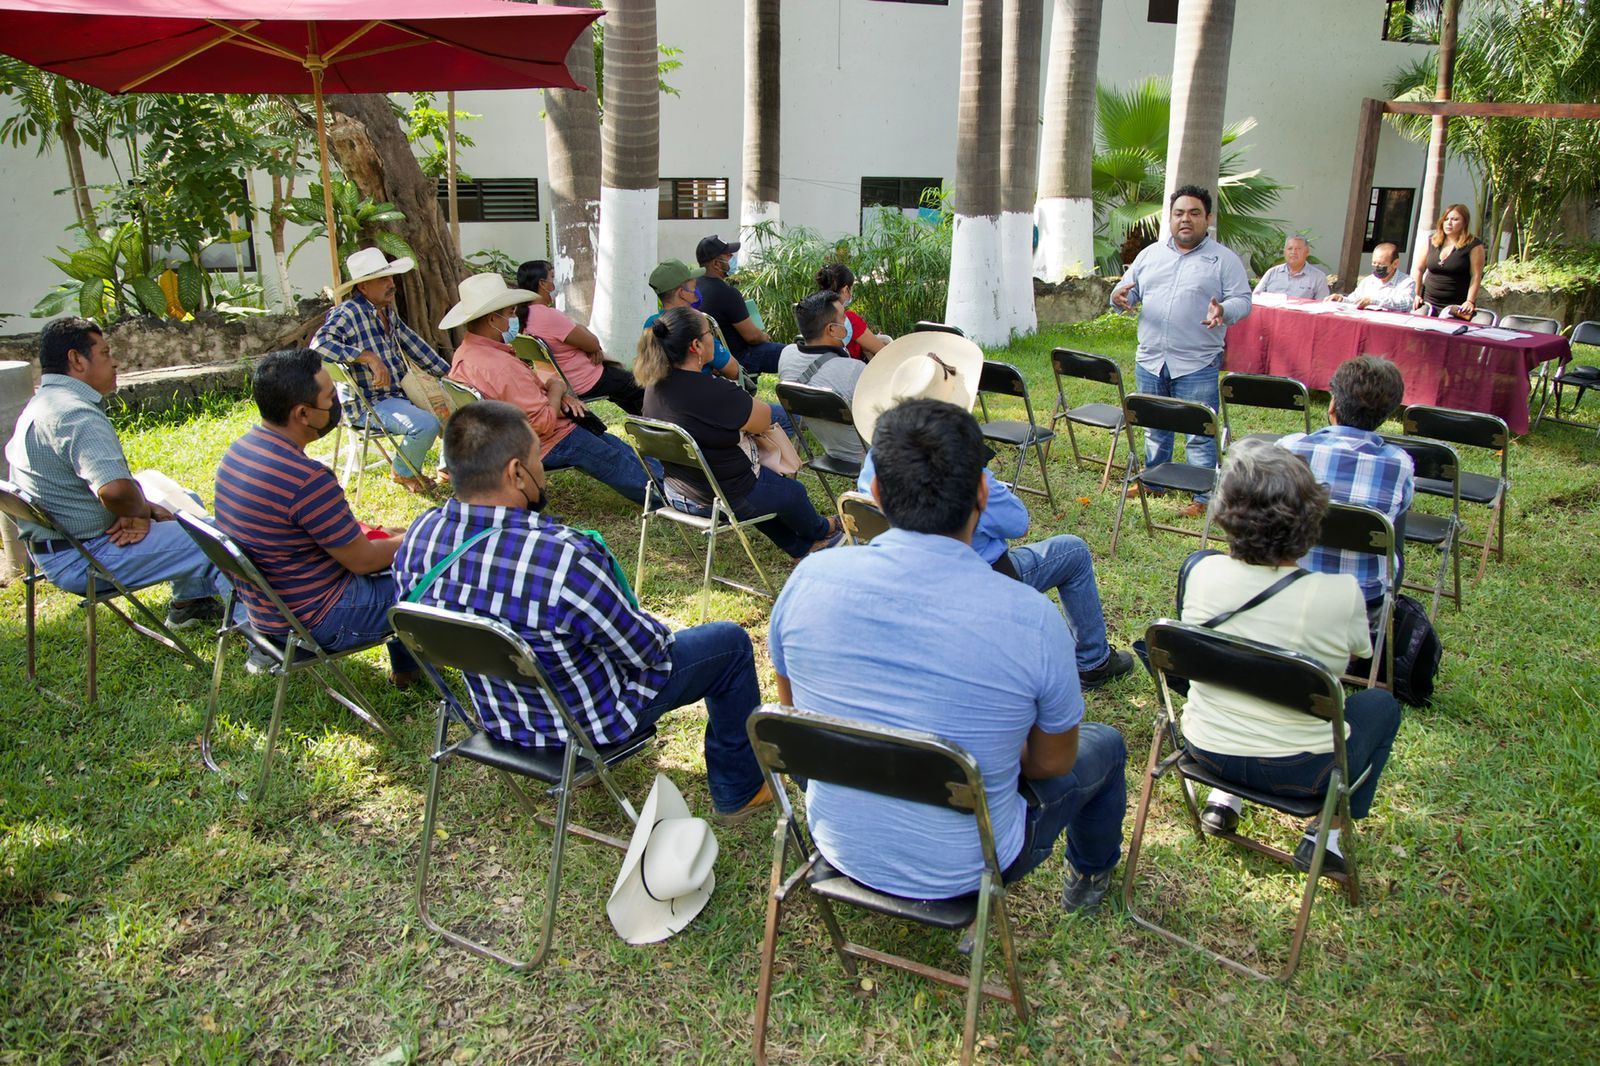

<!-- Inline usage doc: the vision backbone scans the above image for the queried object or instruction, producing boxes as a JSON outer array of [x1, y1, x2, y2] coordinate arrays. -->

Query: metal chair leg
[[960, 877, 994, 1066], [753, 814, 792, 1066], [84, 570, 97, 705], [1031, 438, 1056, 508], [23, 556, 36, 683], [251, 669, 293, 803], [200, 629, 231, 776], [699, 505, 721, 623], [991, 890, 1029, 1022], [1281, 781, 1341, 981]]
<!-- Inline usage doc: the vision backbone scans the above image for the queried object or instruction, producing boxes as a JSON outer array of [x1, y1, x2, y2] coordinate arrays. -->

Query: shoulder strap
[[797, 348, 839, 386], [1199, 568, 1309, 629], [403, 527, 498, 603]]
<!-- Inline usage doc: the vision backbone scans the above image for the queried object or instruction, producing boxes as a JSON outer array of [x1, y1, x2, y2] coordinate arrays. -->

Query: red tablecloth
[[1223, 299, 1571, 435]]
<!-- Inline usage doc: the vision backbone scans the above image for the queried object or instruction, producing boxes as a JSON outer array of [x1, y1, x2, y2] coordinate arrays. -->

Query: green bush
[[1484, 243, 1600, 294]]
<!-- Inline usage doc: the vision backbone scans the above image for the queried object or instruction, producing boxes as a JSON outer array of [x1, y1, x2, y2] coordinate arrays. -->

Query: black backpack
[[1364, 593, 1442, 708]]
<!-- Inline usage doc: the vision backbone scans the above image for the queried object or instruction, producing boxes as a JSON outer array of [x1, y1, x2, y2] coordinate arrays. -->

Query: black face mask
[[517, 463, 547, 512], [1372, 264, 1392, 279], [310, 401, 342, 440]]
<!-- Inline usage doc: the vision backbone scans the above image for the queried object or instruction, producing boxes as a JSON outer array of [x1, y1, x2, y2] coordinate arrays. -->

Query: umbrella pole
[[312, 66, 342, 296]]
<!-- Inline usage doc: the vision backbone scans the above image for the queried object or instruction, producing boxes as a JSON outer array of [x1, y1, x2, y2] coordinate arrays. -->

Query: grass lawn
[[1, 314, 1597, 1064]]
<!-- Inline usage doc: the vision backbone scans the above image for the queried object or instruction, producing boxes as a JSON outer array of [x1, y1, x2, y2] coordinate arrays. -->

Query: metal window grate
[[658, 178, 730, 221], [436, 178, 540, 223]]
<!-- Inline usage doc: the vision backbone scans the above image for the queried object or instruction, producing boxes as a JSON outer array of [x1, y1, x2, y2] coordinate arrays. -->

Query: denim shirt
[[1114, 235, 1252, 377]]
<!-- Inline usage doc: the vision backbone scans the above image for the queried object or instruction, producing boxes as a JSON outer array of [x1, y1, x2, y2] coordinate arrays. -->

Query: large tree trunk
[[999, 0, 1042, 336], [322, 93, 469, 353], [945, 0, 1006, 344], [1035, 0, 1101, 280], [542, 0, 602, 322], [1162, 0, 1237, 240], [1415, 0, 1460, 258], [740, 0, 781, 249], [591, 0, 661, 363], [51, 77, 96, 232]]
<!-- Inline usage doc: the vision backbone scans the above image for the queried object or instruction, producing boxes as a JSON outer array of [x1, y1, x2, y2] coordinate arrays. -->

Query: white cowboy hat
[[850, 331, 986, 445], [437, 273, 538, 331], [607, 775, 719, 945], [339, 247, 414, 295]]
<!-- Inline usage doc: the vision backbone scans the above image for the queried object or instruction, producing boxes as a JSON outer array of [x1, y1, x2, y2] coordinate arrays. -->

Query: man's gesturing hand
[[1112, 285, 1134, 312]]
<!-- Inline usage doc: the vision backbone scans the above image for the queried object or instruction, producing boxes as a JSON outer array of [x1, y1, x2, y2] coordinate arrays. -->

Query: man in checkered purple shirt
[[393, 400, 772, 823], [1279, 356, 1414, 606]]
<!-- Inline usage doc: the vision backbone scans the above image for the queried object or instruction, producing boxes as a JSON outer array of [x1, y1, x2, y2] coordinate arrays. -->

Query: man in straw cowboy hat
[[310, 247, 452, 494], [850, 334, 1135, 691], [439, 273, 659, 507], [771, 390, 1128, 912], [394, 401, 774, 825]]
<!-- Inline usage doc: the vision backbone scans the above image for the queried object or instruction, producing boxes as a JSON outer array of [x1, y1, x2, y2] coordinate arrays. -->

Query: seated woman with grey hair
[[1176, 438, 1403, 875]]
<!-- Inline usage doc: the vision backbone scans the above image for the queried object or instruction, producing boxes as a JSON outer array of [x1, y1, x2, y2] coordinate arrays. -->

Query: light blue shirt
[[856, 452, 1028, 565], [1254, 262, 1331, 300], [769, 528, 1081, 898], [1114, 235, 1252, 377]]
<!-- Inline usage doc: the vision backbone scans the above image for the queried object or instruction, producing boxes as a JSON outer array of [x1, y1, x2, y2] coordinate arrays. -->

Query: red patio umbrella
[[0, 0, 602, 288]]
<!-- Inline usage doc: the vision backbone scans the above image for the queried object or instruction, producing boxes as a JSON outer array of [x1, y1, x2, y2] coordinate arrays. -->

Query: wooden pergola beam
[[1384, 99, 1600, 119]]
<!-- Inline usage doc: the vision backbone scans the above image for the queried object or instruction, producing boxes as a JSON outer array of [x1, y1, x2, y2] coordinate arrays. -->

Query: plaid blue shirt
[[310, 290, 450, 419], [394, 499, 674, 748], [1280, 425, 1414, 601]]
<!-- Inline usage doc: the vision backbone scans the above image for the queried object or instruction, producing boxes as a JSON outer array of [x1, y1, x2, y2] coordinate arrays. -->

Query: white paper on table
[[1464, 327, 1531, 342], [1252, 292, 1290, 307], [1407, 316, 1473, 334], [1287, 301, 1343, 315]]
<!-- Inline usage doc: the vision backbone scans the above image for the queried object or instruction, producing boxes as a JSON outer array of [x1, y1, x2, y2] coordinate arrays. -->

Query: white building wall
[[0, 0, 1478, 335]]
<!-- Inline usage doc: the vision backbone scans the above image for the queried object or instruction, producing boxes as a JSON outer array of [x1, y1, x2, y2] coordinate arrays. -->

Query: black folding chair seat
[[807, 855, 980, 930], [1397, 510, 1451, 544], [1135, 461, 1217, 496], [1064, 401, 1122, 431], [1414, 472, 1496, 504], [1111, 394, 1222, 555], [1172, 753, 1325, 820], [451, 724, 657, 784]]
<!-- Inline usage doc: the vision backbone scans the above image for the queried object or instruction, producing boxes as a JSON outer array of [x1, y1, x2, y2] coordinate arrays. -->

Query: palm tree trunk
[[740, 0, 781, 249], [1035, 0, 1100, 280], [591, 0, 661, 364], [1416, 0, 1460, 256], [51, 77, 96, 232], [1162, 0, 1237, 239], [945, 0, 1006, 344], [542, 0, 602, 323], [999, 0, 1043, 336]]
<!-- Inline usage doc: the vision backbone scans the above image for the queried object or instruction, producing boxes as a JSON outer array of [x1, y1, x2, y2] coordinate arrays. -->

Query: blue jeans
[[671, 467, 831, 558], [1187, 688, 1402, 820], [631, 621, 764, 813], [1006, 535, 1112, 672], [1134, 353, 1221, 503], [741, 341, 785, 375], [545, 426, 661, 506], [1002, 722, 1128, 881], [370, 396, 441, 479], [35, 519, 227, 604], [306, 572, 418, 676]]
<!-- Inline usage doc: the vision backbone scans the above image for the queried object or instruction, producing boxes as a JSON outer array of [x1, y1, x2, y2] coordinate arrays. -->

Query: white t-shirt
[[1179, 555, 1370, 757]]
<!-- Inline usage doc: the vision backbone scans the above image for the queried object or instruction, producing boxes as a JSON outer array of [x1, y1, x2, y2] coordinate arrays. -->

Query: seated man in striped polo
[[213, 348, 420, 686]]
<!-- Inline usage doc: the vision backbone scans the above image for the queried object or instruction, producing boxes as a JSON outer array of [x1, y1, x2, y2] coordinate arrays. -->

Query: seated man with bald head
[[1254, 236, 1330, 300]]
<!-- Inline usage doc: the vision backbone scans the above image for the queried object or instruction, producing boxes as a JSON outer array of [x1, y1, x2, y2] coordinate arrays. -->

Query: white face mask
[[839, 315, 854, 346], [500, 313, 521, 345]]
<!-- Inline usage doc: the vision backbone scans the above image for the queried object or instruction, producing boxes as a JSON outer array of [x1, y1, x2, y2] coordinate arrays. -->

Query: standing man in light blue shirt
[[1111, 185, 1252, 515], [770, 399, 1127, 913]]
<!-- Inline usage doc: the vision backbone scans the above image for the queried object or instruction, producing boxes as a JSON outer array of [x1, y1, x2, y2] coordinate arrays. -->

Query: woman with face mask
[[515, 260, 646, 414], [814, 263, 892, 361]]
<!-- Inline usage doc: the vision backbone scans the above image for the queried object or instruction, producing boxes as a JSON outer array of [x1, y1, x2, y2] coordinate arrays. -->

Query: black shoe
[[1292, 835, 1347, 876], [1062, 865, 1115, 914], [165, 596, 224, 630], [1200, 802, 1240, 835], [1079, 649, 1136, 691]]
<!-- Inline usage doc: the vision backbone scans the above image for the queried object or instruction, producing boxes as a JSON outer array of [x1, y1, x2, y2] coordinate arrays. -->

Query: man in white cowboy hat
[[607, 775, 719, 944], [771, 395, 1129, 912], [850, 335, 1135, 691], [310, 247, 452, 494], [440, 273, 659, 507]]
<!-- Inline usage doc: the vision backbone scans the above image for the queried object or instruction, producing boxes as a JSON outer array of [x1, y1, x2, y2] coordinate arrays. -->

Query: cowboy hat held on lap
[[607, 775, 719, 945], [850, 331, 985, 446], [438, 273, 539, 332]]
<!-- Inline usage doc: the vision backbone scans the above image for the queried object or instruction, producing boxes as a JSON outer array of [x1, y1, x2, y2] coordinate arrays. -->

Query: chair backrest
[[512, 334, 567, 383], [1381, 434, 1460, 493], [1143, 620, 1344, 724], [1124, 394, 1219, 440], [1402, 404, 1509, 452], [439, 377, 483, 413], [1499, 314, 1561, 335], [1050, 348, 1123, 388], [912, 320, 965, 337], [837, 491, 890, 544], [775, 381, 856, 427], [0, 478, 58, 534], [1219, 372, 1309, 413], [1570, 320, 1600, 349], [1469, 308, 1497, 326], [977, 360, 1031, 400], [620, 415, 741, 509], [1316, 501, 1396, 563], [175, 511, 318, 641]]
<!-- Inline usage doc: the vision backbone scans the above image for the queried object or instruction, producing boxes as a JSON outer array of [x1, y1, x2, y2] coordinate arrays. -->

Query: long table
[[1223, 297, 1571, 434]]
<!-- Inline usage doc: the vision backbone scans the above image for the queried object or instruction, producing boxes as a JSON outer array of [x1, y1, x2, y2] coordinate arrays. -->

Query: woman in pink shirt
[[515, 260, 646, 413]]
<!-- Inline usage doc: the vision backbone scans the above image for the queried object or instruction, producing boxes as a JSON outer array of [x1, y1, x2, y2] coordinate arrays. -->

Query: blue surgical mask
[[725, 255, 737, 274], [840, 316, 854, 346], [501, 312, 521, 345]]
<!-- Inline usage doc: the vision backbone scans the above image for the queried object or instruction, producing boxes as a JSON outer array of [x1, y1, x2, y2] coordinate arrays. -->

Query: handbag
[[743, 423, 802, 477], [399, 355, 449, 417]]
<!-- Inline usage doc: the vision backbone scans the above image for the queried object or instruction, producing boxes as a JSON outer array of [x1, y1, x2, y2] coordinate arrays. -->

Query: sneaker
[[713, 780, 775, 826], [165, 596, 224, 630], [1062, 865, 1115, 914], [1200, 802, 1240, 835], [1079, 649, 1135, 690], [1292, 834, 1347, 876], [243, 645, 276, 676]]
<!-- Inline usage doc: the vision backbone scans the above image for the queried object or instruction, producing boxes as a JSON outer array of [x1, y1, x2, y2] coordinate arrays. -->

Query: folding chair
[[322, 359, 425, 504], [1219, 372, 1312, 447], [836, 490, 889, 545], [1465, 307, 1497, 326], [1499, 314, 1561, 335], [1402, 405, 1509, 581], [747, 705, 1029, 1066], [1110, 395, 1221, 557], [620, 415, 777, 622], [912, 320, 966, 336], [175, 512, 393, 802], [1316, 502, 1398, 691], [511, 333, 564, 381], [774, 381, 865, 506], [975, 360, 1056, 506], [389, 601, 652, 971], [0, 479, 207, 703], [438, 376, 483, 413], [1123, 620, 1368, 982], [1381, 435, 1463, 619], [1047, 348, 1126, 492], [1532, 320, 1600, 434]]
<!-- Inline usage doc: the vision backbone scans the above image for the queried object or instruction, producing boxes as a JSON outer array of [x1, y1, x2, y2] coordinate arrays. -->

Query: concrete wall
[[0, 0, 1475, 335]]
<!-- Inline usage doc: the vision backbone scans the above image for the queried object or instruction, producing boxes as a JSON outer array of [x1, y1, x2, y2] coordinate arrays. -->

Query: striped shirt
[[394, 499, 674, 748], [213, 425, 362, 634], [1280, 425, 1414, 601], [310, 290, 451, 420], [4, 374, 129, 539]]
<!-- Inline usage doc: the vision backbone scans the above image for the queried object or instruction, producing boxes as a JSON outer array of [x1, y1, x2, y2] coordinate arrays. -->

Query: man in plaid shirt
[[311, 248, 452, 494], [1279, 356, 1414, 606], [394, 400, 772, 822]]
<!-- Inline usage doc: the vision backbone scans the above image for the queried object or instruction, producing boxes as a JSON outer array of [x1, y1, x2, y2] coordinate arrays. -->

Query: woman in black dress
[[1411, 203, 1485, 318]]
